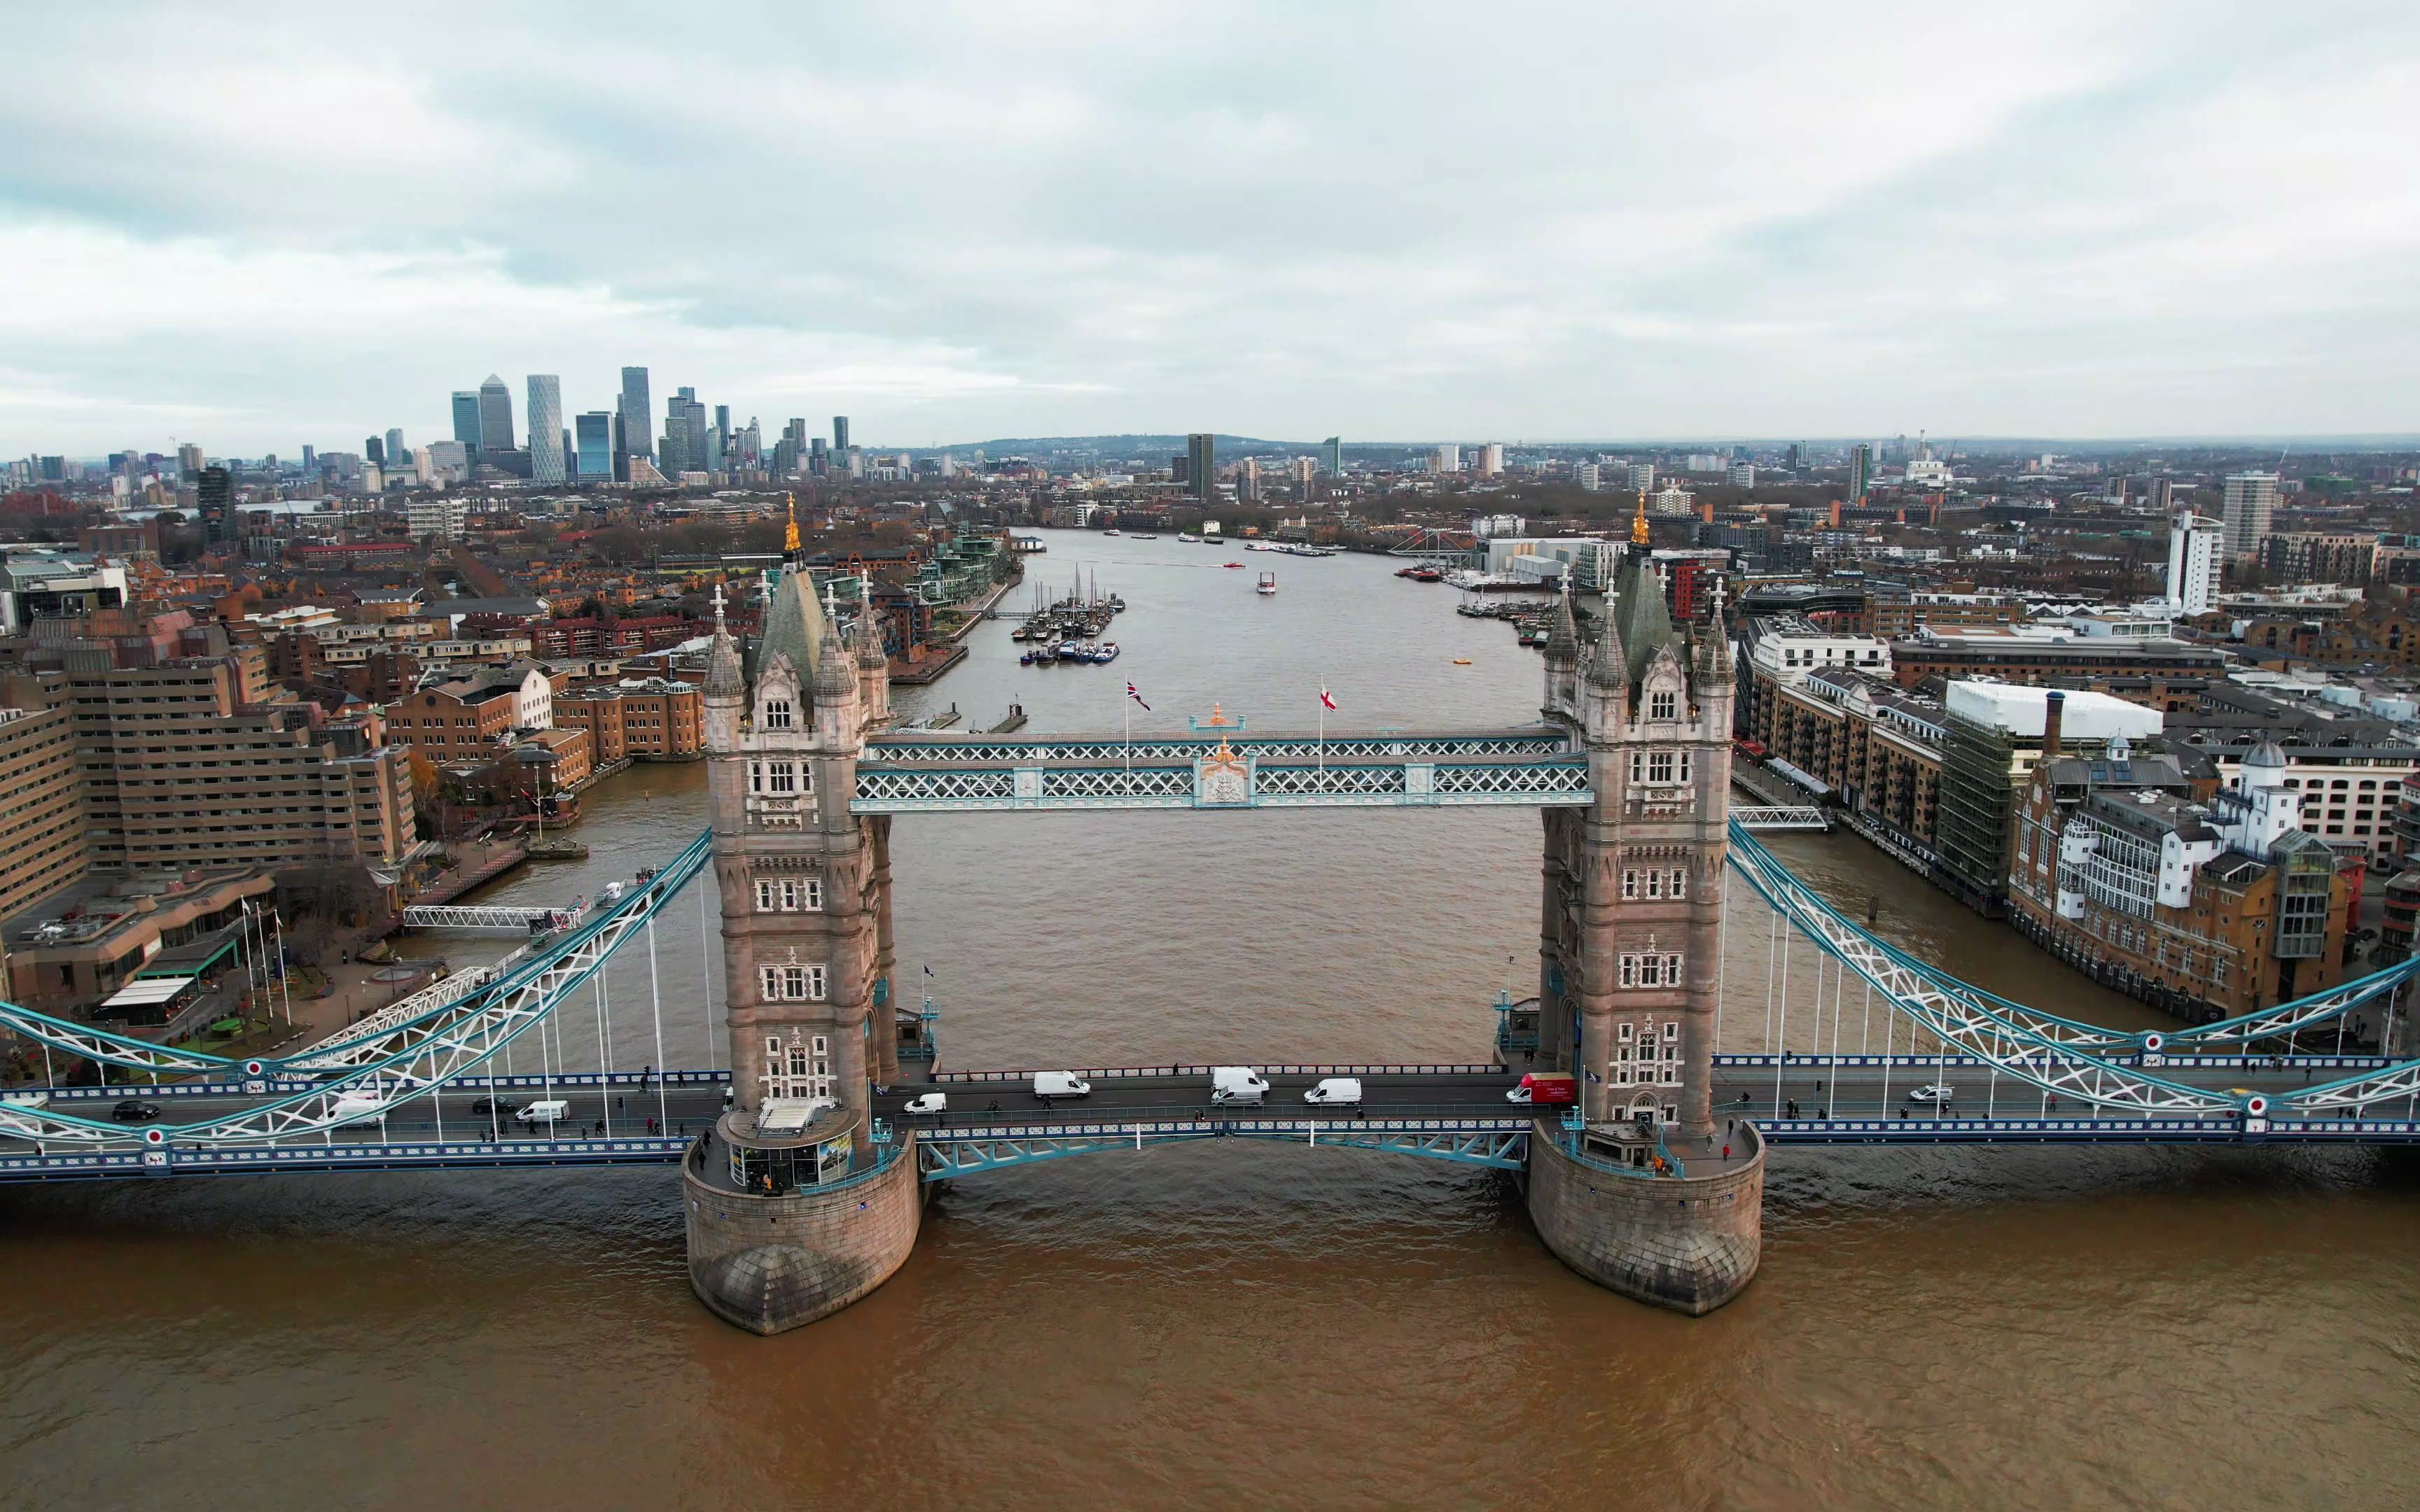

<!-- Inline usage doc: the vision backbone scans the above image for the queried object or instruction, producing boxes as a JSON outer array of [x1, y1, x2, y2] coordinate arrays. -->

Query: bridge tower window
[[760, 1030, 833, 1101], [758, 962, 828, 1001], [1618, 952, 1686, 987], [762, 699, 793, 729], [1650, 690, 1678, 720], [753, 878, 823, 912], [748, 760, 809, 795]]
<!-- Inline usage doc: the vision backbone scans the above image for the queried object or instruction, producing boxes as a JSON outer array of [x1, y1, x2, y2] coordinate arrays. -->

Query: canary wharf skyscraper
[[621, 368, 654, 459], [478, 374, 515, 456], [527, 374, 566, 484]]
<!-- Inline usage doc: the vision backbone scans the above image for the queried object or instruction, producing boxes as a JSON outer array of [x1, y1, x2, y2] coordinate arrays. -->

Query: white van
[[515, 1099, 570, 1126], [1303, 1077, 1361, 1108], [1032, 1072, 1092, 1101], [1211, 1067, 1270, 1105], [903, 1092, 947, 1116], [331, 1094, 387, 1129]]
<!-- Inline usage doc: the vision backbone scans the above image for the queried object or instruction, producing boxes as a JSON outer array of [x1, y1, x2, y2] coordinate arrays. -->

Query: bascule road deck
[[4, 1054, 2412, 1186]]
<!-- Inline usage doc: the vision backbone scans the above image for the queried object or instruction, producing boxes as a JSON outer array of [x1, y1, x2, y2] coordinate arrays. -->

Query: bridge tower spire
[[683, 553, 920, 1335], [1529, 552, 1763, 1315]]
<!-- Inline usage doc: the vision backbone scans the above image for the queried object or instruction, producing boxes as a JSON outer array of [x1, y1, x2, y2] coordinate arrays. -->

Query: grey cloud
[[3, 1, 2417, 453]]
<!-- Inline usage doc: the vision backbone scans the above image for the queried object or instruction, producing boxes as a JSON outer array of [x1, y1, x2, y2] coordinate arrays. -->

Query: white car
[[903, 1093, 947, 1116], [1908, 1084, 1954, 1103]]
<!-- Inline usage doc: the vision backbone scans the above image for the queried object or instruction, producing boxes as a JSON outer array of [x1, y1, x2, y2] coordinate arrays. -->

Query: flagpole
[[1124, 695, 1131, 772], [1318, 681, 1326, 774]]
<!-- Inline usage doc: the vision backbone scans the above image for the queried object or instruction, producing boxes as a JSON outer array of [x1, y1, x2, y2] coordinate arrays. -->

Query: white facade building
[[407, 498, 469, 540], [2165, 512, 2223, 615]]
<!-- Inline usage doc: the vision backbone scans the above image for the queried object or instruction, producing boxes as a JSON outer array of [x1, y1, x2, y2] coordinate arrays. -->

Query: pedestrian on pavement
[[1722, 1144, 1730, 1160], [1727, 1118, 1734, 1135]]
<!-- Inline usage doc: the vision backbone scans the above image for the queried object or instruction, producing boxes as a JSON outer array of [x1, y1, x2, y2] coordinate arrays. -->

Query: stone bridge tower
[[680, 545, 920, 1335], [1528, 539, 1765, 1315]]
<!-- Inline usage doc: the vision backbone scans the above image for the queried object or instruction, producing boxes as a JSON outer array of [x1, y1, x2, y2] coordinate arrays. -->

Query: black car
[[470, 1097, 519, 1116], [111, 1100, 162, 1123]]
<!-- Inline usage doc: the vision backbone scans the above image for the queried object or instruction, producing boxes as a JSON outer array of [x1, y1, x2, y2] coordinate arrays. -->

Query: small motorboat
[[1452, 657, 1473, 665], [1223, 561, 1245, 569], [1090, 641, 1120, 664], [1256, 572, 1277, 596]]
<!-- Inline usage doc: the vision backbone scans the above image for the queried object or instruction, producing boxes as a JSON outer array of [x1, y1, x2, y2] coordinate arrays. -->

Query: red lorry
[[1506, 1072, 1577, 1106]]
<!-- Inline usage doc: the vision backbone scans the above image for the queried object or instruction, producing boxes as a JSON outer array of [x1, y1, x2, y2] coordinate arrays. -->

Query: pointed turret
[[1694, 576, 1734, 682], [854, 584, 886, 670], [704, 584, 744, 699], [1545, 582, 1579, 664], [1587, 579, 1627, 690], [814, 603, 856, 700]]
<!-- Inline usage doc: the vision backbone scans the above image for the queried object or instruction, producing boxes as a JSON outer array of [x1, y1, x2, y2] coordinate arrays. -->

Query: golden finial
[[1632, 489, 1650, 546], [784, 494, 800, 554]]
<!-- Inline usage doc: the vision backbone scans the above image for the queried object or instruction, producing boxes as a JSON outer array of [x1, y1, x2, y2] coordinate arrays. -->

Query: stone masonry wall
[[1526, 1126, 1764, 1316], [682, 1136, 923, 1335]]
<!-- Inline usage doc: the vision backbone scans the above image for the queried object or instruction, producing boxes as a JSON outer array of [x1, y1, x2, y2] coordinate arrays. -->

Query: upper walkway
[[854, 724, 1592, 811]]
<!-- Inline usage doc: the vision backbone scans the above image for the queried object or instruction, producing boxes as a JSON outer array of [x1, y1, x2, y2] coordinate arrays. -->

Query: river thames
[[4, 530, 2416, 1510]]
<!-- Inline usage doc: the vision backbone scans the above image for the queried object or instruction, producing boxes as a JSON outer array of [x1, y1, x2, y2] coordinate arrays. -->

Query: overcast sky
[[4, 1, 2415, 456]]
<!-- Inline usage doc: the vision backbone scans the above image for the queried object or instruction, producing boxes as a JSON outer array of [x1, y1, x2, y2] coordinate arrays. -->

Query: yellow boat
[[1452, 657, 1472, 665]]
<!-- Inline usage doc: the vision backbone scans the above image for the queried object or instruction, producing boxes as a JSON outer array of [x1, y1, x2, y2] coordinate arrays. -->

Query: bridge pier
[[681, 1124, 923, 1335], [1524, 1123, 1764, 1315]]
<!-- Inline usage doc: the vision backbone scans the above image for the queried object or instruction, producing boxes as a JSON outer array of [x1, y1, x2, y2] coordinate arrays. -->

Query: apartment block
[[557, 678, 704, 765]]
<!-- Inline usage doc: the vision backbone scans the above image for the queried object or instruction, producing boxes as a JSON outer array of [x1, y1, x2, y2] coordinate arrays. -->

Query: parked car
[[1908, 1084, 1955, 1102], [903, 1092, 947, 1116], [111, 1099, 162, 1123]]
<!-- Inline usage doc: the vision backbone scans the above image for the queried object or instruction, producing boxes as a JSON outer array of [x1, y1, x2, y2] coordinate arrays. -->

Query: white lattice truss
[[1727, 825, 2420, 1116], [853, 758, 1592, 811], [401, 904, 569, 931], [1731, 806, 1830, 831], [0, 833, 714, 1147]]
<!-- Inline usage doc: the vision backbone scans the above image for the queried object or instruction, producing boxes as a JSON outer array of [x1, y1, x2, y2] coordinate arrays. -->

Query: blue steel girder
[[914, 1119, 1533, 1180]]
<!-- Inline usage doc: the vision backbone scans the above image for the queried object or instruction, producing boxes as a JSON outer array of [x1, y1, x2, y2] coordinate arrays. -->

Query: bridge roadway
[[0, 1059, 2363, 1156]]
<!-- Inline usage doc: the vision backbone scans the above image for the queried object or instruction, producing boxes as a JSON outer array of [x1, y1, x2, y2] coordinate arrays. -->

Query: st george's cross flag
[[1319, 686, 1337, 711]]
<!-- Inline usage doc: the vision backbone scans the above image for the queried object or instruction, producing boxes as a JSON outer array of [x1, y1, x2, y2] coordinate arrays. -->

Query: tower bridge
[[4, 545, 2419, 1336]]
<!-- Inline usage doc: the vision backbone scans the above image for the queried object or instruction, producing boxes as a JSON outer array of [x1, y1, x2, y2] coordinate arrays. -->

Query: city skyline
[[4, 4, 2419, 454]]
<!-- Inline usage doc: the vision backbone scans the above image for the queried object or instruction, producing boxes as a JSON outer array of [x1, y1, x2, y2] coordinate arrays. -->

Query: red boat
[[1223, 561, 1245, 568]]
